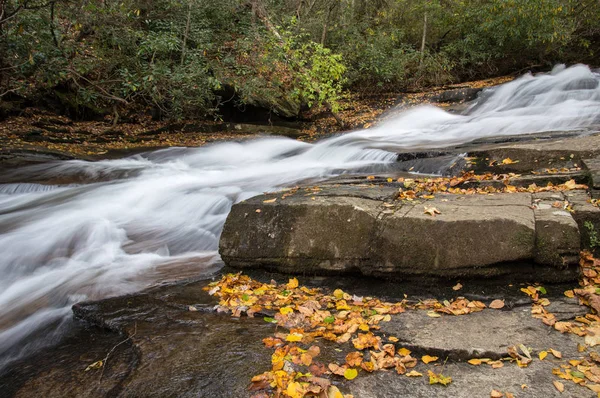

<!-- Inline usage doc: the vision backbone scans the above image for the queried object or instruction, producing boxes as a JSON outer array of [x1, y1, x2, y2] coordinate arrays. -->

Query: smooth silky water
[[0, 64, 599, 369]]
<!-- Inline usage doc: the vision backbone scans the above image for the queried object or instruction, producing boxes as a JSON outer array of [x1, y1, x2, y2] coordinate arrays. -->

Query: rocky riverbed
[[3, 67, 600, 397]]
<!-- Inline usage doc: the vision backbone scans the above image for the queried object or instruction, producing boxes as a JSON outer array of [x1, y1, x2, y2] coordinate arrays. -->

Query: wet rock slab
[[2, 280, 275, 398], [219, 185, 593, 280]]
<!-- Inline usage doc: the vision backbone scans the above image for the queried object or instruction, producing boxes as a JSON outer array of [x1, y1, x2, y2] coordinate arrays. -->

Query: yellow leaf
[[397, 348, 411, 356], [387, 178, 393, 183], [468, 358, 482, 366], [490, 390, 504, 398], [406, 370, 423, 377], [428, 370, 452, 385], [327, 385, 345, 398], [286, 381, 305, 398], [263, 198, 277, 203], [422, 355, 438, 364], [388, 336, 399, 342], [564, 179, 576, 189], [501, 158, 519, 165], [85, 360, 103, 372], [359, 324, 370, 331], [564, 290, 575, 298], [286, 333, 303, 342], [550, 349, 562, 359], [553, 380, 565, 392], [587, 384, 600, 393], [287, 278, 298, 289], [333, 289, 344, 299], [280, 306, 294, 315], [426, 311, 441, 318], [539, 351, 548, 360], [344, 368, 358, 380], [452, 283, 463, 291]]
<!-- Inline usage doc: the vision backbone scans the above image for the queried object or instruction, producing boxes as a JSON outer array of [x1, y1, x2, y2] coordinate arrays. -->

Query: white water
[[0, 64, 599, 367]]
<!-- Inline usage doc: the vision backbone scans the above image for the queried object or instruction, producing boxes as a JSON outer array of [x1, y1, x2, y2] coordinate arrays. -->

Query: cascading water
[[0, 64, 599, 369]]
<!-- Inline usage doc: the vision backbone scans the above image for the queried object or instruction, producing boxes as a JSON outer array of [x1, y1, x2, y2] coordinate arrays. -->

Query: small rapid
[[1, 64, 599, 368]]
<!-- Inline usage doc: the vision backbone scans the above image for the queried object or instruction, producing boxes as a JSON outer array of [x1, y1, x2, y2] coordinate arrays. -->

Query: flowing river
[[1, 64, 599, 369]]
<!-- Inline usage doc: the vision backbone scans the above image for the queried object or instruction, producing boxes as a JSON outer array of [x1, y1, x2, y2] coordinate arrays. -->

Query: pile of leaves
[[204, 274, 488, 397], [393, 171, 587, 201]]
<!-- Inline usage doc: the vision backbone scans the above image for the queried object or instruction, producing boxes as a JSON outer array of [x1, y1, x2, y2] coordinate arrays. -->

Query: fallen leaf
[[539, 351, 548, 360], [553, 380, 564, 392], [286, 333, 303, 342], [452, 283, 463, 291], [255, 209, 261, 213], [345, 352, 363, 367], [397, 347, 411, 356], [85, 360, 103, 371], [328, 363, 347, 376], [388, 336, 399, 343], [468, 358, 482, 366], [286, 381, 305, 398], [327, 385, 345, 398], [406, 370, 423, 377], [287, 278, 298, 289], [422, 355, 438, 364], [424, 206, 441, 216], [344, 368, 358, 380], [263, 198, 277, 203], [280, 307, 294, 315], [426, 311, 441, 318], [489, 299, 505, 309], [501, 158, 519, 165], [490, 390, 503, 397], [428, 370, 452, 385], [550, 349, 562, 359]]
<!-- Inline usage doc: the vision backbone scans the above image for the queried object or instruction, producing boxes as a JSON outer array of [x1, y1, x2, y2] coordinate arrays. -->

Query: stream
[[1, 64, 599, 370]]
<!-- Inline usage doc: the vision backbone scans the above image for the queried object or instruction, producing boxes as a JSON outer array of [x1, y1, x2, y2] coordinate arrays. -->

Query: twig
[[0, 88, 17, 97], [99, 322, 137, 381]]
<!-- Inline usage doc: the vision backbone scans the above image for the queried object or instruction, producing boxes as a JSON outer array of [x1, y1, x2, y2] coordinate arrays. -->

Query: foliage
[[0, 0, 599, 120], [584, 221, 600, 251]]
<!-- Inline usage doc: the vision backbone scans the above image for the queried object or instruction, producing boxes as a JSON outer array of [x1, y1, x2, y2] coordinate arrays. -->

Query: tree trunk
[[420, 12, 427, 63], [50, 2, 59, 47], [321, 4, 333, 45], [180, 0, 192, 65]]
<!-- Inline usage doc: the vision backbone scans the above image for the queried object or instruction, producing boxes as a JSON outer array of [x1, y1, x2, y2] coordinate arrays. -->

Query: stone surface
[[347, 360, 591, 398], [583, 157, 600, 198], [533, 193, 581, 266], [370, 194, 535, 274], [379, 307, 580, 360], [565, 190, 600, 250], [220, 194, 381, 273]]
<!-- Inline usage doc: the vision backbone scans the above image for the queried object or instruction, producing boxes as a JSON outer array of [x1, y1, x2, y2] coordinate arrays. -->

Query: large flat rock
[[379, 305, 581, 360], [370, 194, 535, 274], [220, 185, 586, 280]]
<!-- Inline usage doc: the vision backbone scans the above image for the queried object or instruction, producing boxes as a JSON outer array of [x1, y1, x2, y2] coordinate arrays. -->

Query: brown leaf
[[345, 352, 363, 367], [489, 299, 505, 309], [553, 380, 564, 392]]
